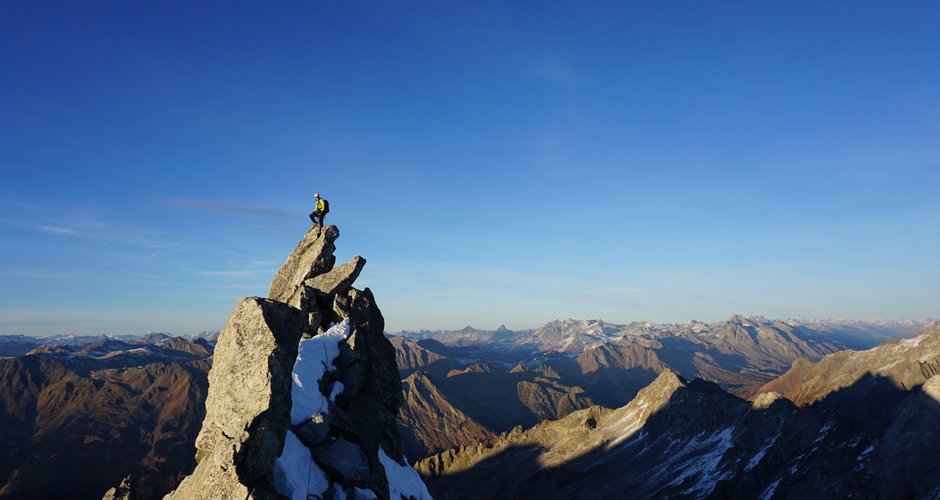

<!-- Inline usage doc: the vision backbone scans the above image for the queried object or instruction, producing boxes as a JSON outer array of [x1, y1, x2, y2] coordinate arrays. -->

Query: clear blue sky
[[2, 1, 938, 336]]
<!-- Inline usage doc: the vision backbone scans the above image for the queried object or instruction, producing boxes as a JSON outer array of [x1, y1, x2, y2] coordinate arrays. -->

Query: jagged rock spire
[[166, 225, 428, 500], [268, 225, 341, 308]]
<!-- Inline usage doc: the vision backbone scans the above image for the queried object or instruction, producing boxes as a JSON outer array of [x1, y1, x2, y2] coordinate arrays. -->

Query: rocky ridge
[[397, 371, 494, 461], [166, 225, 430, 500], [760, 320, 940, 404], [395, 316, 934, 402], [416, 322, 940, 499], [395, 317, 934, 354]]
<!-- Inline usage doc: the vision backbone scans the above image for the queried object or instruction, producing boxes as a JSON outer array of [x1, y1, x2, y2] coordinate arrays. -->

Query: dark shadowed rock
[[327, 401, 357, 437], [314, 438, 371, 485], [294, 414, 330, 448], [875, 375, 940, 498], [331, 287, 403, 495]]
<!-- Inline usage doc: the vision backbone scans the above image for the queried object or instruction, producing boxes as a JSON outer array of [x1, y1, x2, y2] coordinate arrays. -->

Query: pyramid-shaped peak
[[633, 368, 687, 405]]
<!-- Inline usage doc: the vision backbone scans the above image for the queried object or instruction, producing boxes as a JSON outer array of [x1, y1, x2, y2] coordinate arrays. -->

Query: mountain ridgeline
[[0, 336, 213, 499], [415, 321, 940, 499], [0, 269, 935, 498], [390, 316, 934, 461]]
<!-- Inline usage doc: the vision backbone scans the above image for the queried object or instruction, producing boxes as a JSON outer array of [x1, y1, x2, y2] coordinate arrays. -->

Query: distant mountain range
[[390, 316, 935, 460], [0, 316, 935, 498], [415, 320, 940, 499], [0, 334, 213, 498], [0, 331, 220, 358], [395, 316, 933, 352]]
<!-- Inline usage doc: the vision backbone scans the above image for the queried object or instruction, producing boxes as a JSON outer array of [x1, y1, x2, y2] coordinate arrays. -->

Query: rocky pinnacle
[[165, 225, 410, 500]]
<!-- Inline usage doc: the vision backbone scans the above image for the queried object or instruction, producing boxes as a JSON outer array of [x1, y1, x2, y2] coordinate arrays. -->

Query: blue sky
[[2, 1, 939, 336]]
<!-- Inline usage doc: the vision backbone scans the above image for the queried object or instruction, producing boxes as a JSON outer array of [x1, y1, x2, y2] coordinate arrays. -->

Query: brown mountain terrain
[[390, 336, 448, 377], [0, 316, 930, 496], [391, 317, 936, 462], [398, 371, 493, 460], [0, 345, 209, 499], [759, 320, 940, 405], [417, 328, 940, 500]]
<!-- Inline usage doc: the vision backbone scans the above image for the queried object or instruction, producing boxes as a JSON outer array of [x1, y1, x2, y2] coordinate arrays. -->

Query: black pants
[[309, 211, 325, 226]]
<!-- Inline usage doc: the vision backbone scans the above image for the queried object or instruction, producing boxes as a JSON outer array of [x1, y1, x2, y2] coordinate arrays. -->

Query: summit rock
[[268, 225, 340, 308], [166, 224, 430, 500]]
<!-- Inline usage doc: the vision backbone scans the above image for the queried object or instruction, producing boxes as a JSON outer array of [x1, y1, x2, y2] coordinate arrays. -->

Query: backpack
[[321, 198, 330, 214]]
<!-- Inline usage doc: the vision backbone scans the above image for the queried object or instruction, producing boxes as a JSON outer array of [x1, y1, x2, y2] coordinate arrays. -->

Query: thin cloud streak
[[95, 248, 191, 268], [36, 225, 80, 235], [196, 270, 258, 277], [530, 58, 579, 83], [134, 272, 179, 284], [161, 197, 289, 218]]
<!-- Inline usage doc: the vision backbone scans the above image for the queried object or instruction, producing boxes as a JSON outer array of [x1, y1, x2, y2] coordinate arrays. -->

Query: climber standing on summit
[[309, 192, 329, 228]]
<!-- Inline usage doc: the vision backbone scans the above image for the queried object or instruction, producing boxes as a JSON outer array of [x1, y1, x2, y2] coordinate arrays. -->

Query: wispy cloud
[[196, 270, 258, 278], [95, 248, 190, 268], [161, 197, 289, 218], [36, 225, 80, 235], [2, 208, 178, 250], [135, 272, 177, 283], [530, 58, 578, 83]]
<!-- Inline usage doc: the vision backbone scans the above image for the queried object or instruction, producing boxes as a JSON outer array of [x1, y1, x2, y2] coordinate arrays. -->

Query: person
[[308, 193, 329, 227]]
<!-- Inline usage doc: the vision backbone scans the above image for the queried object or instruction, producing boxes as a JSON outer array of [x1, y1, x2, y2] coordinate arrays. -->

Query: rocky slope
[[416, 322, 940, 499], [397, 371, 493, 461], [759, 320, 940, 405], [391, 317, 936, 462], [389, 337, 450, 377], [0, 342, 211, 499], [166, 225, 430, 500]]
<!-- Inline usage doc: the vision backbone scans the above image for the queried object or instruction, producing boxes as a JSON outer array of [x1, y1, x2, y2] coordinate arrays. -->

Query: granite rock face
[[305, 256, 366, 300], [167, 298, 305, 499], [166, 224, 429, 500], [267, 225, 340, 308]]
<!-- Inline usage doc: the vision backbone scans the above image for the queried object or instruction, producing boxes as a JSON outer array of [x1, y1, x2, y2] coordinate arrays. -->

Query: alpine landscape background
[[3, 2, 940, 499], [2, 242, 939, 497]]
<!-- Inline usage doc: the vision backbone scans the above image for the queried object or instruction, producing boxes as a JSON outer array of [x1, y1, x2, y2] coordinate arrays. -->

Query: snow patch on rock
[[746, 434, 778, 472], [759, 478, 781, 500], [290, 318, 350, 425], [274, 430, 330, 500], [661, 427, 735, 496], [379, 447, 433, 500]]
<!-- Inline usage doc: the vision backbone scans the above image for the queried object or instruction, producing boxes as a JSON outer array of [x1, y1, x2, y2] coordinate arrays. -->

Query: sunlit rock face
[[166, 225, 430, 500]]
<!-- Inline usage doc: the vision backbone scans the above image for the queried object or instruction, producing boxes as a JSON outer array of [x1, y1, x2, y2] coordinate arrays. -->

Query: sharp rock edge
[[165, 225, 431, 500]]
